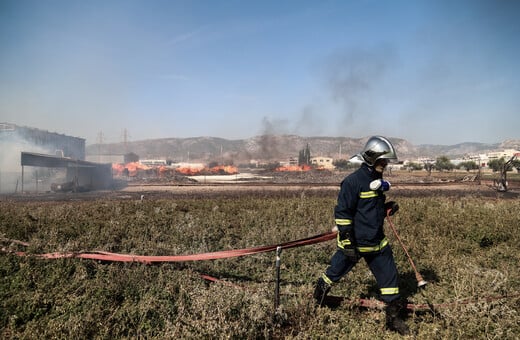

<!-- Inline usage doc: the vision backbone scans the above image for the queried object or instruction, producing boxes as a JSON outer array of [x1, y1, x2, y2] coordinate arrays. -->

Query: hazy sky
[[1, 0, 518, 145]]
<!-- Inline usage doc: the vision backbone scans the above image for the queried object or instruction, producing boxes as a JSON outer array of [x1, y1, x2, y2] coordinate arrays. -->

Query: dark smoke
[[322, 45, 396, 131], [257, 117, 287, 160], [293, 105, 323, 136]]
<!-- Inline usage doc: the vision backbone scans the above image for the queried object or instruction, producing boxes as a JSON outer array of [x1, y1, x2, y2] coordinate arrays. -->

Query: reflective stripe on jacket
[[334, 163, 387, 247]]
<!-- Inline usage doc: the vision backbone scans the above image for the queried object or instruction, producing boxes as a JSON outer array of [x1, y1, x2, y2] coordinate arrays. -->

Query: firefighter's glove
[[337, 230, 360, 262], [370, 179, 391, 191], [342, 245, 360, 262], [385, 201, 399, 216]]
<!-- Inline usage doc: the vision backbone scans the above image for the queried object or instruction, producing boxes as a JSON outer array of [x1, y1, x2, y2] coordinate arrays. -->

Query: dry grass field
[[1, 171, 519, 338]]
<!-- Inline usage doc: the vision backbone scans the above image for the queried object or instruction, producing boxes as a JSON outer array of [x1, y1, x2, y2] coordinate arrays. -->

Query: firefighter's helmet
[[360, 136, 397, 166]]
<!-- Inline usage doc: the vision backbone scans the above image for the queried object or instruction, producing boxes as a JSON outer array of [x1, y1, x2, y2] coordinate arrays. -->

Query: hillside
[[86, 135, 518, 163]]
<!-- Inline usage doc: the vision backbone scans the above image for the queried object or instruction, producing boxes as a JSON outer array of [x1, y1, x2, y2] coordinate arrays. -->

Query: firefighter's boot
[[385, 299, 410, 335], [313, 277, 331, 306]]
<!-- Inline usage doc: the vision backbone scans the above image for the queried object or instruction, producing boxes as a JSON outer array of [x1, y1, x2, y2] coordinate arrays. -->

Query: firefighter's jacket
[[334, 163, 388, 249]]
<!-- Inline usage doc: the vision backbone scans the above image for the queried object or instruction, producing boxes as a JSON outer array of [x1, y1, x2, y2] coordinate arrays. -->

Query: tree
[[298, 144, 311, 165], [488, 157, 520, 173], [423, 161, 434, 176], [512, 159, 520, 173], [404, 162, 423, 171], [434, 156, 454, 172], [333, 159, 348, 170], [488, 158, 506, 172], [457, 161, 478, 172], [490, 156, 519, 192], [333, 159, 359, 170]]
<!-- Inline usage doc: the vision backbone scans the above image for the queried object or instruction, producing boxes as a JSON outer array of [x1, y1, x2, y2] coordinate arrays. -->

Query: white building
[[466, 149, 519, 168], [310, 156, 334, 169], [486, 149, 519, 162], [467, 154, 489, 167]]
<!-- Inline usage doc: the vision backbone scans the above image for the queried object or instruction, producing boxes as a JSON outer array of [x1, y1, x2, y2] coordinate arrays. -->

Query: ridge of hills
[[86, 135, 520, 163]]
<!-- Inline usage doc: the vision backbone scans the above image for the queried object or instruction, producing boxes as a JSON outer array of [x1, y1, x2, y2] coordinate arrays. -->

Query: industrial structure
[[1, 123, 112, 193], [20, 152, 113, 193], [0, 122, 85, 160]]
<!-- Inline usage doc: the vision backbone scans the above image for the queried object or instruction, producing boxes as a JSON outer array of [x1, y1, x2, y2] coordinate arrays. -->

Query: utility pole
[[97, 131, 104, 163], [477, 155, 481, 185], [122, 128, 129, 154]]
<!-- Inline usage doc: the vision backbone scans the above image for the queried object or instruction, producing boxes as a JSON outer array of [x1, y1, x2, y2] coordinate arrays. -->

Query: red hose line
[[7, 231, 336, 263], [4, 233, 519, 311]]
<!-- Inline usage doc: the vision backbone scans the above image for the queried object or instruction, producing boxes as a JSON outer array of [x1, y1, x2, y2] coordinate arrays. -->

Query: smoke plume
[[322, 45, 396, 134], [0, 134, 58, 193]]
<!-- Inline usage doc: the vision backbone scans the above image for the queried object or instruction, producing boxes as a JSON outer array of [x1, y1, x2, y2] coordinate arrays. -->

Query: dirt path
[[2, 177, 518, 202]]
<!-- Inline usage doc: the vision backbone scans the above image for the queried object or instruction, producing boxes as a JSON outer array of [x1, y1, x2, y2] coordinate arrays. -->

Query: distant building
[[0, 122, 85, 160], [467, 154, 489, 167], [140, 159, 167, 166], [465, 149, 519, 168], [86, 154, 126, 164], [21, 152, 113, 192], [486, 149, 519, 162], [125, 152, 140, 163], [0, 123, 94, 193], [310, 156, 334, 169]]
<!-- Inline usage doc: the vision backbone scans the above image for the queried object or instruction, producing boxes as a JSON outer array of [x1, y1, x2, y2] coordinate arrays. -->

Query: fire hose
[[2, 232, 336, 263], [2, 232, 519, 312]]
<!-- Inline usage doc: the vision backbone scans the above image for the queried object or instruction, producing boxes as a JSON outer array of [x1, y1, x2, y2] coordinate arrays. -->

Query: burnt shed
[[21, 152, 113, 192]]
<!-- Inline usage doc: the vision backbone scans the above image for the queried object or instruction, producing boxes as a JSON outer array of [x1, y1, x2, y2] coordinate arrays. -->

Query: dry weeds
[[1, 182, 519, 338]]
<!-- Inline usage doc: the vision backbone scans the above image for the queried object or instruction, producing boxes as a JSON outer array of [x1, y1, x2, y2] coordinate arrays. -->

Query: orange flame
[[175, 165, 239, 175], [275, 165, 312, 172], [175, 167, 203, 176], [112, 162, 239, 177], [112, 162, 151, 177], [209, 165, 239, 175]]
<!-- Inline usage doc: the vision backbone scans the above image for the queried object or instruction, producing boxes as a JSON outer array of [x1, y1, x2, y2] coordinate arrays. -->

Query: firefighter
[[313, 135, 409, 335]]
